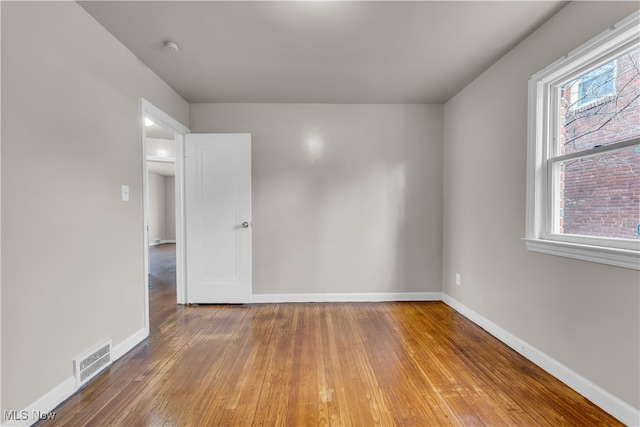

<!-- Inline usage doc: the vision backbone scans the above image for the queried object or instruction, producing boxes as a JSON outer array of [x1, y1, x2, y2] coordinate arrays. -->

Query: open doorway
[[141, 99, 189, 333], [146, 124, 177, 303], [146, 129, 177, 247]]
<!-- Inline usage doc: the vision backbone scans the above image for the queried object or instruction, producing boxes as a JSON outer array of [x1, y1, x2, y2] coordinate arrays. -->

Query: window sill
[[569, 95, 614, 113], [523, 238, 640, 270]]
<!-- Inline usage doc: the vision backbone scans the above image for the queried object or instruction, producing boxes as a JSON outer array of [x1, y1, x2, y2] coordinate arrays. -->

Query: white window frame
[[524, 11, 640, 270]]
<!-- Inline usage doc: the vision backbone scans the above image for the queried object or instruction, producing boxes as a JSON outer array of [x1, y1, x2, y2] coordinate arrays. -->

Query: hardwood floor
[[39, 244, 621, 426]]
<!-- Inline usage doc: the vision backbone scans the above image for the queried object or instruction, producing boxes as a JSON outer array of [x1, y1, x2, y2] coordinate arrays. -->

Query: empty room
[[1, 1, 639, 426]]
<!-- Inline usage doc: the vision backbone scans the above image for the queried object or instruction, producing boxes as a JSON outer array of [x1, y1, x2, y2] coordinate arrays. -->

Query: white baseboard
[[112, 327, 148, 361], [2, 328, 149, 427], [251, 292, 442, 303], [1, 377, 76, 426], [442, 294, 640, 427], [5, 296, 636, 426]]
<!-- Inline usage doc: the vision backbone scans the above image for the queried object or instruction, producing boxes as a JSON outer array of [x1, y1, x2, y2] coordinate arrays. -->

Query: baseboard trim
[[442, 294, 640, 427], [251, 292, 442, 303], [4, 297, 636, 426], [2, 328, 149, 427], [1, 377, 76, 426], [112, 327, 148, 361]]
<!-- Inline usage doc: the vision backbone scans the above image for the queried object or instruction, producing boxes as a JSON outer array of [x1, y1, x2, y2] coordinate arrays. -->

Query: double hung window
[[525, 12, 640, 269]]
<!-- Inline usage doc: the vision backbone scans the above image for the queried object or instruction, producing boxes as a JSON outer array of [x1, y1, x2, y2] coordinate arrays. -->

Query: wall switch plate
[[456, 273, 461, 286], [121, 185, 130, 201]]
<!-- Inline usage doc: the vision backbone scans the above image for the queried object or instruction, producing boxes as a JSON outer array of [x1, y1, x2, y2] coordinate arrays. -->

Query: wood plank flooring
[[39, 244, 621, 426]]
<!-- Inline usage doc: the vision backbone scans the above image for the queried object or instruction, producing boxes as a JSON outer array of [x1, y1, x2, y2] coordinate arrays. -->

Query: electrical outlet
[[455, 273, 461, 286]]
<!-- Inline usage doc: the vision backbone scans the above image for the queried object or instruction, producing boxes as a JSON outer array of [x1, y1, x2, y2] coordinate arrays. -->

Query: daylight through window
[[525, 12, 640, 269], [555, 46, 640, 240]]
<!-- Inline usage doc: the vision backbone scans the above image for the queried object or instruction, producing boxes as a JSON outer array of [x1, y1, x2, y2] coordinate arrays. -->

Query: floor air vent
[[73, 340, 112, 388]]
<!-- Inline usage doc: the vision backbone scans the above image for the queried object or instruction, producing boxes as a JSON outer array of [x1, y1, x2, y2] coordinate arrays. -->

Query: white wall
[[3, 0, 637, 422], [147, 172, 176, 243], [165, 176, 176, 241], [190, 104, 443, 296], [443, 1, 639, 412], [1, 1, 188, 416], [148, 171, 166, 243]]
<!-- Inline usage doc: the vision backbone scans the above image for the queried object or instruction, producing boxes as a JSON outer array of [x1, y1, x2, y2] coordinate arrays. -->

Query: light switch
[[121, 185, 130, 201]]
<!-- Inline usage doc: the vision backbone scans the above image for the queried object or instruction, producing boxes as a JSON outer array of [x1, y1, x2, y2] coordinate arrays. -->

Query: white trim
[[529, 12, 640, 84], [251, 292, 442, 303], [442, 294, 640, 426], [525, 77, 545, 239], [524, 238, 640, 270], [525, 11, 640, 269], [1, 328, 149, 427], [112, 327, 148, 361], [141, 100, 189, 135], [4, 295, 636, 426], [549, 137, 640, 164], [1, 377, 75, 426], [141, 99, 190, 308], [174, 133, 187, 304], [140, 104, 151, 334], [146, 155, 176, 163]]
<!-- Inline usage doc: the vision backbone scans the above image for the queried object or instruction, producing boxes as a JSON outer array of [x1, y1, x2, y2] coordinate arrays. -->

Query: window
[[525, 12, 640, 269], [569, 60, 616, 109]]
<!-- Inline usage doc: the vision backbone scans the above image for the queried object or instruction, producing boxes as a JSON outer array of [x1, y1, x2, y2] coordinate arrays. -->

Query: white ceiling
[[79, 1, 567, 104]]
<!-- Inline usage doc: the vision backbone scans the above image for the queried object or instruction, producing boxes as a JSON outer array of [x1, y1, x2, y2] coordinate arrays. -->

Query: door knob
[[242, 222, 249, 228]]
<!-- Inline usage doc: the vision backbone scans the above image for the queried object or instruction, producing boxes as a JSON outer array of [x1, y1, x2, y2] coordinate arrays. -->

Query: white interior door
[[185, 133, 251, 303]]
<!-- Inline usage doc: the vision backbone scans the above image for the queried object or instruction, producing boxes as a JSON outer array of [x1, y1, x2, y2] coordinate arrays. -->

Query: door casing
[[141, 99, 189, 330]]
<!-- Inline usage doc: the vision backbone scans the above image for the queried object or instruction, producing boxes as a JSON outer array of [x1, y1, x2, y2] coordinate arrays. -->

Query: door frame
[[140, 99, 190, 326]]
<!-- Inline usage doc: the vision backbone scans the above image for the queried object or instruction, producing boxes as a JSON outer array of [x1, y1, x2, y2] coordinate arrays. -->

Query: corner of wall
[[441, 293, 640, 426]]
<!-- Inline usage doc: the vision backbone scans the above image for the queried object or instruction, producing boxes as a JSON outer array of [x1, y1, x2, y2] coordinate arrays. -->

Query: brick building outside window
[[558, 46, 640, 240]]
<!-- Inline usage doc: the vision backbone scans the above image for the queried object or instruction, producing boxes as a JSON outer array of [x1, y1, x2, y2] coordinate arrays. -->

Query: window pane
[[556, 145, 640, 239], [578, 62, 615, 106], [559, 46, 640, 155]]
